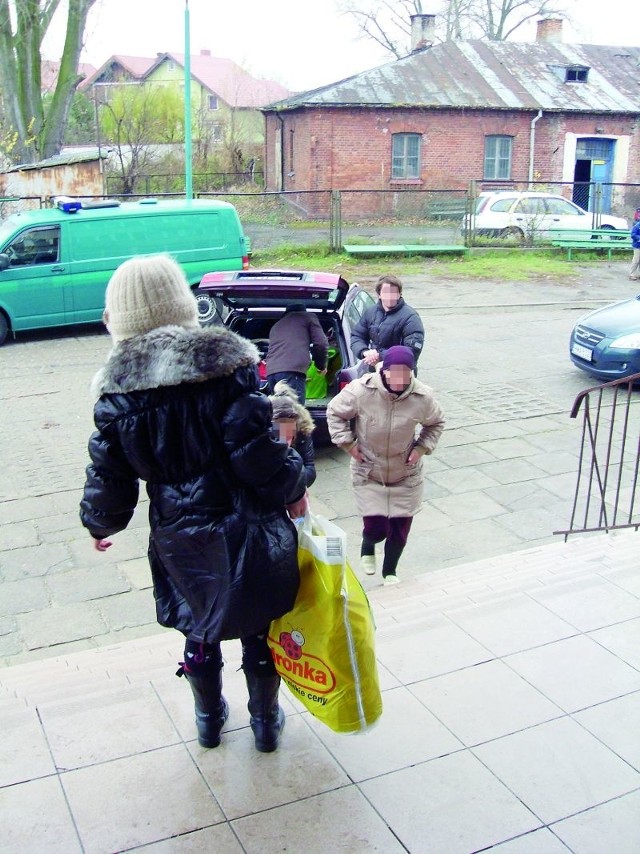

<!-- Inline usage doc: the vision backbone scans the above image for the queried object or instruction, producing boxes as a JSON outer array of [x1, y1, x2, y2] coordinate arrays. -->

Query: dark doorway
[[573, 160, 590, 209]]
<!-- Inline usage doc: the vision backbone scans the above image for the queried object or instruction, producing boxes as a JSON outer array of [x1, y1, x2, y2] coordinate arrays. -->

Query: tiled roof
[[78, 55, 159, 90], [150, 52, 290, 107], [76, 51, 289, 107], [264, 40, 640, 114]]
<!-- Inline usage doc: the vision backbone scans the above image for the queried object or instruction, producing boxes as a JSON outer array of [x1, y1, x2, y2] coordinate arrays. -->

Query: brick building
[[262, 16, 640, 218]]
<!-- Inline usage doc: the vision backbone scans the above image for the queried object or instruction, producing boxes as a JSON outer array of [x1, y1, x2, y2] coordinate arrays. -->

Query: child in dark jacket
[[269, 381, 316, 489]]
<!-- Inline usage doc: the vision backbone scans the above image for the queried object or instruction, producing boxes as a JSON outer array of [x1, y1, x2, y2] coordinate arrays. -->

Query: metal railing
[[555, 373, 640, 539]]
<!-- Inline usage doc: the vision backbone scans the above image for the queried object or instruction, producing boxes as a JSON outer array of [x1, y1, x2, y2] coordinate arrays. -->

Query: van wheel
[[0, 312, 9, 346], [194, 290, 222, 326]]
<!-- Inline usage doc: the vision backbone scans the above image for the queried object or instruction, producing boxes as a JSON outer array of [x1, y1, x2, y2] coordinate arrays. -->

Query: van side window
[[5, 226, 60, 266]]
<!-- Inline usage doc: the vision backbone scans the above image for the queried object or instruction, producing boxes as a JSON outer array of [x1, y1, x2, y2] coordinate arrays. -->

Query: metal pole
[[93, 86, 105, 197], [184, 1, 193, 200]]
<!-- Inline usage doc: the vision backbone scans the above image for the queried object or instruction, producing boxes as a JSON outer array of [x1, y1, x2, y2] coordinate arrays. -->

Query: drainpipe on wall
[[275, 113, 285, 191], [529, 110, 543, 188]]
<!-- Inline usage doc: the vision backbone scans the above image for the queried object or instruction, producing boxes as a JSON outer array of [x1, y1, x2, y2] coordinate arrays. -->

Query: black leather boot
[[178, 667, 229, 748], [382, 540, 405, 580], [245, 673, 285, 752]]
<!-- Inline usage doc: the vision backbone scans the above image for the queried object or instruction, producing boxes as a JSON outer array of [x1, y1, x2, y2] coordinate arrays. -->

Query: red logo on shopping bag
[[269, 631, 336, 694]]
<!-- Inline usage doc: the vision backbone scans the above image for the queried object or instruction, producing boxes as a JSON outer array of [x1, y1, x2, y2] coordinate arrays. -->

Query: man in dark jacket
[[350, 275, 424, 371], [266, 303, 328, 404], [80, 254, 306, 754]]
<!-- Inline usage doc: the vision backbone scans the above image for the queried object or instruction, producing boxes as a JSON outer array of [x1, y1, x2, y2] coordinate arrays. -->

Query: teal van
[[0, 197, 249, 345]]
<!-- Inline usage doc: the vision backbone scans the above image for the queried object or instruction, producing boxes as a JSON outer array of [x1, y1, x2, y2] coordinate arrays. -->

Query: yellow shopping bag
[[267, 512, 383, 733]]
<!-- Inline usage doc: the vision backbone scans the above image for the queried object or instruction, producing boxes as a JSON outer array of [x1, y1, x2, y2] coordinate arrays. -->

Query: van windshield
[[0, 218, 18, 249]]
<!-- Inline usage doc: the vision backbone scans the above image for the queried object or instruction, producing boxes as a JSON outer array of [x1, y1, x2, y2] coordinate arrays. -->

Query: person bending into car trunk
[[350, 274, 424, 373], [327, 345, 444, 585], [265, 302, 329, 405], [80, 254, 307, 753]]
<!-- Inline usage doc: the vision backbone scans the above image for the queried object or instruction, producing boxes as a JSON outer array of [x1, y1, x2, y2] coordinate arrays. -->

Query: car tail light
[[242, 255, 249, 270]]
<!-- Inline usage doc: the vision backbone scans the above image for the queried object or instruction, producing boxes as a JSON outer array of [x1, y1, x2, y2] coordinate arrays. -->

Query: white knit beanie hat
[[104, 254, 199, 343]]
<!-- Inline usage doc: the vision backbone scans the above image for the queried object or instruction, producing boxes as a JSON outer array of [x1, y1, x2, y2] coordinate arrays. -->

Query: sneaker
[[383, 574, 400, 586], [360, 555, 376, 575]]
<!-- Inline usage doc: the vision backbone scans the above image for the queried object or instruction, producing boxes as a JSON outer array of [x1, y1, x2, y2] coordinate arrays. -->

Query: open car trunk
[[225, 310, 346, 422], [195, 270, 375, 442]]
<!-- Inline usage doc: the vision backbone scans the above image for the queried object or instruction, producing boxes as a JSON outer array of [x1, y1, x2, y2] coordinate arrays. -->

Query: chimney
[[536, 18, 563, 43], [410, 14, 436, 52], [200, 49, 211, 56]]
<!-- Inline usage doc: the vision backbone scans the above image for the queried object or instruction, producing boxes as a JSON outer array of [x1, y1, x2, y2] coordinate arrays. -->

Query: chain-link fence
[[1, 182, 637, 255], [205, 188, 470, 254], [0, 196, 44, 219], [104, 171, 264, 196]]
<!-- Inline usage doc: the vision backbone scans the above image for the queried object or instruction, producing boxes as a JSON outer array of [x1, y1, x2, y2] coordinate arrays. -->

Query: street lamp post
[[184, 1, 193, 200]]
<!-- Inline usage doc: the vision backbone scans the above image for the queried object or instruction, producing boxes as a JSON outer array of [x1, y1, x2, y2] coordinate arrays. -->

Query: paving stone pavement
[[0, 528, 638, 853], [0, 259, 638, 665]]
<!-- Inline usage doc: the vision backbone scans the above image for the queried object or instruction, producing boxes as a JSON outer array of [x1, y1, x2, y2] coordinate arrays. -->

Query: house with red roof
[[80, 50, 289, 156]]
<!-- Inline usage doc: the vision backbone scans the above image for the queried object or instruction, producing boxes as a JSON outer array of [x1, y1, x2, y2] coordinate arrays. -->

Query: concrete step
[[0, 669, 132, 708], [368, 531, 636, 617], [0, 530, 635, 709]]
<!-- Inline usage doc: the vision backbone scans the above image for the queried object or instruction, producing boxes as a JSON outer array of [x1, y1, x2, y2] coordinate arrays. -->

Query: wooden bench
[[343, 243, 468, 257], [424, 198, 467, 221], [548, 229, 630, 260]]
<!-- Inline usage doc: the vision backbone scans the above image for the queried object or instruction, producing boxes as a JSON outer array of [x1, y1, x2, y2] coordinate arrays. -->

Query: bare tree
[[0, 0, 98, 164], [470, 0, 568, 40], [441, 0, 476, 40], [337, 0, 424, 58], [100, 85, 184, 195], [339, 0, 571, 55]]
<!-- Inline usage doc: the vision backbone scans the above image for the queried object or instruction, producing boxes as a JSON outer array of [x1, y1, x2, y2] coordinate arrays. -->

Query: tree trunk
[[0, 0, 97, 164]]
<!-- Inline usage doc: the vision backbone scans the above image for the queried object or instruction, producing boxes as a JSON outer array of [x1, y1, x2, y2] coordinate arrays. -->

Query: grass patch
[[250, 245, 582, 280], [438, 249, 571, 280]]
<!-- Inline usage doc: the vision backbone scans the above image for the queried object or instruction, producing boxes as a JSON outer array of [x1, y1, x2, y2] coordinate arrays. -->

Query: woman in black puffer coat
[[80, 254, 307, 754]]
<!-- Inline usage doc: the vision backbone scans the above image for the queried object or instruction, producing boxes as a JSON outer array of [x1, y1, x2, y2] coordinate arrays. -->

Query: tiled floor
[[1, 530, 639, 853]]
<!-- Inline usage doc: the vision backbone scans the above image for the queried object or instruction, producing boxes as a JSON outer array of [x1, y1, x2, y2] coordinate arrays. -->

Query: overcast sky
[[42, 0, 637, 93]]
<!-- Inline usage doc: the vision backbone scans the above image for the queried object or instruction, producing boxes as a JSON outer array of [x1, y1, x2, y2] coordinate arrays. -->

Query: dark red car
[[195, 269, 375, 441]]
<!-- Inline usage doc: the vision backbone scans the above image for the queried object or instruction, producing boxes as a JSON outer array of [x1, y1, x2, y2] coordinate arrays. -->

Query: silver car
[[466, 191, 628, 240]]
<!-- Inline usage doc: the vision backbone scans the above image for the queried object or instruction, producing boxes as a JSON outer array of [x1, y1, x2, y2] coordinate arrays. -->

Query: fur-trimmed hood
[[91, 325, 259, 398], [269, 381, 315, 436]]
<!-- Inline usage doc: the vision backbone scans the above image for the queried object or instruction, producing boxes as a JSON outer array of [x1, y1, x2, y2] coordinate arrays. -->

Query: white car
[[466, 191, 628, 239]]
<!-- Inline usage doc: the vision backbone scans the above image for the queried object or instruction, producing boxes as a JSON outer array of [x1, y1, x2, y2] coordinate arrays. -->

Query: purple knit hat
[[382, 345, 415, 371]]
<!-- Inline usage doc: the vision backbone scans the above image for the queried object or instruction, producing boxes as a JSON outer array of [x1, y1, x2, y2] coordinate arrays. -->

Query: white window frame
[[484, 135, 513, 181], [391, 133, 421, 180]]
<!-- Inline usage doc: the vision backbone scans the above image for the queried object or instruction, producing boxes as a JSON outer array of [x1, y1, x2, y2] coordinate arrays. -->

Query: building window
[[484, 135, 512, 180], [566, 66, 588, 83], [208, 94, 218, 110], [392, 133, 421, 179]]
